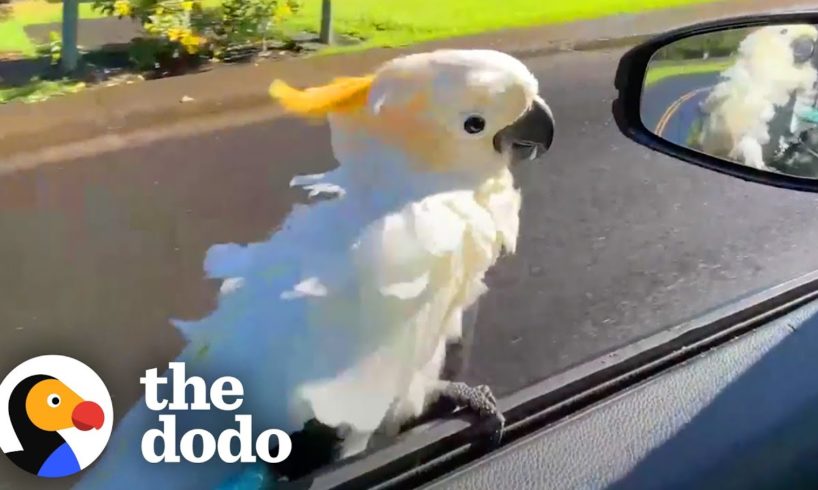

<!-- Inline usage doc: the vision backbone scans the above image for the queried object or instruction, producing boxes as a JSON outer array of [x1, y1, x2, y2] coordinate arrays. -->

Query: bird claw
[[440, 382, 505, 445]]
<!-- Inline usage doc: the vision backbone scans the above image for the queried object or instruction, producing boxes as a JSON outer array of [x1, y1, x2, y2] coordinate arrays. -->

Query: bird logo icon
[[0, 355, 113, 478]]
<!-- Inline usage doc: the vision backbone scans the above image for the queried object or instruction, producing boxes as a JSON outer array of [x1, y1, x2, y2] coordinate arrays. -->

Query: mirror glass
[[641, 24, 818, 178]]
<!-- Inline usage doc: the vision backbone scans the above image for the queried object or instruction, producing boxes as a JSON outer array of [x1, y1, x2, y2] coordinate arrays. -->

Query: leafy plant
[[92, 0, 300, 72], [166, 0, 303, 63], [127, 36, 171, 71], [205, 0, 300, 59], [93, 0, 209, 74], [652, 29, 748, 61], [48, 31, 62, 65], [33, 31, 63, 69], [143, 0, 206, 54]]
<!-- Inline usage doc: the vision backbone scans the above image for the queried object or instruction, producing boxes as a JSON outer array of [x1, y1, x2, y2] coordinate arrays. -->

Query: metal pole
[[319, 0, 332, 44], [61, 0, 79, 73]]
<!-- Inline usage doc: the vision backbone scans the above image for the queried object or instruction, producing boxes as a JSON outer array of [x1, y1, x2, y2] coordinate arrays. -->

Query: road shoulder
[[0, 0, 811, 159]]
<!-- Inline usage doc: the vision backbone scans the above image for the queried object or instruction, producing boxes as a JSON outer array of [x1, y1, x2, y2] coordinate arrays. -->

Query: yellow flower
[[166, 27, 182, 41], [180, 32, 203, 54], [113, 0, 132, 16], [273, 3, 292, 19], [182, 1, 194, 11]]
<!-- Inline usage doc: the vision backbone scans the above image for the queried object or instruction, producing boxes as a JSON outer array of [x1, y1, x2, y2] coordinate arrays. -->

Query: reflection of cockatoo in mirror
[[72, 49, 555, 490], [693, 24, 818, 170]]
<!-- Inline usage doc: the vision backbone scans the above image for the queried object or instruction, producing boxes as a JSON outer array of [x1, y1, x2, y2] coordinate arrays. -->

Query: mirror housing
[[614, 11, 818, 193]]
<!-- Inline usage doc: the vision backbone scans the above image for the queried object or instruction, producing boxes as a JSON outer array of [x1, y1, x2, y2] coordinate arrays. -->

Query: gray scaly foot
[[439, 381, 505, 445]]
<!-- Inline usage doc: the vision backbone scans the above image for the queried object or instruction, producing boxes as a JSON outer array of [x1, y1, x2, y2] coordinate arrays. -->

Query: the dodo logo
[[0, 355, 113, 478]]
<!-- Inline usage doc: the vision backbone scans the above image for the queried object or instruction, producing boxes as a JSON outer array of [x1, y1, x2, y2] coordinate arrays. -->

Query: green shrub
[[93, 0, 209, 74], [48, 31, 62, 65], [652, 29, 748, 61], [127, 36, 171, 71], [205, 0, 300, 57], [33, 31, 63, 69], [91, 0, 300, 73]]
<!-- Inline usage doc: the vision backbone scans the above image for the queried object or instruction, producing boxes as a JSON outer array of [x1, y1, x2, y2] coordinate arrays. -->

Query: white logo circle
[[0, 355, 114, 477]]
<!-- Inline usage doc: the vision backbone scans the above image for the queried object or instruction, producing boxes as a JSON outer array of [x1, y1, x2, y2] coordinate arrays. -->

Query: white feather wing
[[300, 192, 499, 431]]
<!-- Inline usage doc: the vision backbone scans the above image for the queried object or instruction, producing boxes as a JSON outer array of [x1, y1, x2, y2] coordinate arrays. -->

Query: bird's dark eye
[[464, 116, 486, 134], [792, 36, 815, 63], [47, 394, 60, 408]]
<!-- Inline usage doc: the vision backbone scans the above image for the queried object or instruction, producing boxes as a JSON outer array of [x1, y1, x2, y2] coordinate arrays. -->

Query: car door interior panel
[[423, 293, 818, 489]]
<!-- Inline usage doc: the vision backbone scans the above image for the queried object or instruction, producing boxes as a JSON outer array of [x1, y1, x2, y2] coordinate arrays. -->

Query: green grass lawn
[[11, 1, 107, 24], [0, 20, 36, 56], [644, 57, 733, 86], [0, 1, 107, 55]]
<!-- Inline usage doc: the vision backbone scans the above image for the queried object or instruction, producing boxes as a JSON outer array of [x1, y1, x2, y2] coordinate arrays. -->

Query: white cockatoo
[[694, 24, 818, 169], [73, 49, 554, 490]]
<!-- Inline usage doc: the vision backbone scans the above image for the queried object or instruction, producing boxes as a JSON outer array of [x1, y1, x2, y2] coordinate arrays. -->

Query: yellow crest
[[269, 75, 374, 118]]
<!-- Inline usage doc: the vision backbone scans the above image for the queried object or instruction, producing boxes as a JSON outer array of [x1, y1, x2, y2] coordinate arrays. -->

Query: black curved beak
[[493, 97, 555, 163], [791, 35, 816, 64]]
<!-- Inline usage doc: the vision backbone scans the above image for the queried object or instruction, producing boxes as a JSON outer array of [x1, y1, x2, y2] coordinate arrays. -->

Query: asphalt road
[[7, 47, 818, 487], [642, 72, 719, 145]]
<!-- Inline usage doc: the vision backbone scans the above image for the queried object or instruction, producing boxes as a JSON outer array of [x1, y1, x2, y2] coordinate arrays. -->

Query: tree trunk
[[319, 0, 332, 45], [61, 0, 79, 73]]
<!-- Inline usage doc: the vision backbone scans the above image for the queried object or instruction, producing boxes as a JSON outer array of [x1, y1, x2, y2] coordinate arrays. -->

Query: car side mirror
[[613, 12, 818, 192]]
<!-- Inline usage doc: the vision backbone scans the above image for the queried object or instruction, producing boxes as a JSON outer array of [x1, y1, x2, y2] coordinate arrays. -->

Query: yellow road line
[[654, 86, 711, 137]]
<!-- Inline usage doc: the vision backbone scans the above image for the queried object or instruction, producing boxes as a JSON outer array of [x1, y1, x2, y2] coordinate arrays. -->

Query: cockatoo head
[[270, 49, 554, 179], [736, 24, 818, 77]]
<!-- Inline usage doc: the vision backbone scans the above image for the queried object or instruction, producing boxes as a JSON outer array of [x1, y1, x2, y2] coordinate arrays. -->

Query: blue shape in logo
[[38, 442, 81, 478]]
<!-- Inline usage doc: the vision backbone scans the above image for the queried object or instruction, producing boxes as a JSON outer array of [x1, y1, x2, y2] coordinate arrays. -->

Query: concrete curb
[[0, 0, 813, 160]]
